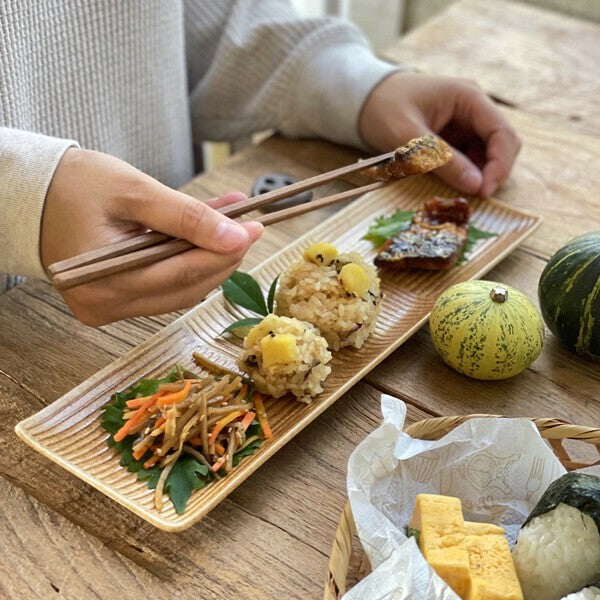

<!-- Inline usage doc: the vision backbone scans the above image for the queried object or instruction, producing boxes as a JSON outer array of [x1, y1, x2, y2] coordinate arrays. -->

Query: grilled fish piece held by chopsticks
[[364, 135, 453, 181], [375, 197, 470, 270]]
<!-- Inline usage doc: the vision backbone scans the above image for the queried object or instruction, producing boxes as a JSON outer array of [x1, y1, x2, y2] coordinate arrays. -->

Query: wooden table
[[1, 1, 598, 598]]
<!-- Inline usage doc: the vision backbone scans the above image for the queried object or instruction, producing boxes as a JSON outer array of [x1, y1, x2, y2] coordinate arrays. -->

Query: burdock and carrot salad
[[101, 352, 272, 514]]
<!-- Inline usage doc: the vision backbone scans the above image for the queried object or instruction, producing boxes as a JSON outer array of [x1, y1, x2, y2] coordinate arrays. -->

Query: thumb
[[395, 123, 483, 195], [124, 182, 255, 254], [205, 191, 264, 243], [434, 146, 483, 195]]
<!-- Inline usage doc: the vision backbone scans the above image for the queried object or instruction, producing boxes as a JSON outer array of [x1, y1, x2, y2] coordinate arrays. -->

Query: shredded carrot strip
[[187, 436, 203, 446], [211, 456, 227, 473], [240, 411, 256, 432], [156, 380, 192, 406], [126, 394, 156, 409], [214, 441, 226, 456], [133, 444, 151, 461], [114, 394, 160, 442], [208, 410, 245, 447], [252, 392, 272, 439], [154, 415, 166, 429], [143, 454, 160, 469]]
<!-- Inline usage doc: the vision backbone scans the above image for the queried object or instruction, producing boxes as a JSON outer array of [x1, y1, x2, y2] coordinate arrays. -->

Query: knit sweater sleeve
[[184, 0, 402, 150], [0, 128, 78, 278]]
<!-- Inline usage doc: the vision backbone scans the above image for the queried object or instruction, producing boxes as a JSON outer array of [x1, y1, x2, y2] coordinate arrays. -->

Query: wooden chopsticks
[[48, 151, 394, 291]]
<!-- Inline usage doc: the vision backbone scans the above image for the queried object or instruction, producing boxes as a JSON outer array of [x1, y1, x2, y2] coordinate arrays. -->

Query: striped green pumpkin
[[430, 280, 544, 380], [538, 232, 600, 360]]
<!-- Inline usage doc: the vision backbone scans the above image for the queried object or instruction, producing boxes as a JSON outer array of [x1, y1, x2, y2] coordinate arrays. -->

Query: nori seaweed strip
[[565, 580, 600, 598], [523, 472, 600, 534], [576, 580, 600, 593]]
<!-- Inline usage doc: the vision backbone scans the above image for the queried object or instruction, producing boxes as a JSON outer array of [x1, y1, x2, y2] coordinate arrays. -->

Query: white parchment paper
[[344, 395, 599, 600]]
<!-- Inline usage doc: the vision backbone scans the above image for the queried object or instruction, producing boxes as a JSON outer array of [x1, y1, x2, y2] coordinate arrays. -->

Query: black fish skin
[[523, 472, 600, 534], [376, 226, 464, 262]]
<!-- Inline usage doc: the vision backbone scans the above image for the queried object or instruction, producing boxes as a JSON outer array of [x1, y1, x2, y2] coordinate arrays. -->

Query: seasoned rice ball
[[275, 242, 382, 351], [237, 314, 332, 403]]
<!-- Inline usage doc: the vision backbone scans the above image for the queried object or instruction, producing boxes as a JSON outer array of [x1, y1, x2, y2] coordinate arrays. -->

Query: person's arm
[[185, 1, 520, 197], [184, 0, 402, 150], [1, 129, 263, 326], [0, 128, 78, 278]]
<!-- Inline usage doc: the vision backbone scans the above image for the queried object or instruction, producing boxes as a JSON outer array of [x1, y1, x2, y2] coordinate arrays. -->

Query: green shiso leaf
[[363, 209, 414, 246], [100, 368, 264, 514], [267, 274, 280, 314], [222, 271, 268, 316], [457, 224, 498, 265]]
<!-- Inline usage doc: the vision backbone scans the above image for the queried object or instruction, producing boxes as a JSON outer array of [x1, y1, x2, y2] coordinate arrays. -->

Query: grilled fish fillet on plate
[[375, 197, 471, 270]]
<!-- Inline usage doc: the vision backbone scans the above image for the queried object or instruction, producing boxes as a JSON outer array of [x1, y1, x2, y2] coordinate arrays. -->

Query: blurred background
[[291, 0, 599, 51]]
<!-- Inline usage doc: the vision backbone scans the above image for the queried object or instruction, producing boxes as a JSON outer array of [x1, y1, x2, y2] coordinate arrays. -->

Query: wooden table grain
[[1, 1, 599, 598]]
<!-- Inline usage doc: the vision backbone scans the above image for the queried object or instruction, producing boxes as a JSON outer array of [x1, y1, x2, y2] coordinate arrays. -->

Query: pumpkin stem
[[490, 285, 508, 303]]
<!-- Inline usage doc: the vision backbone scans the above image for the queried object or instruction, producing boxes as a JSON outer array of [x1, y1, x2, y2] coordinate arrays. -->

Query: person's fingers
[[205, 191, 248, 211], [454, 88, 521, 196], [433, 146, 483, 195], [188, 192, 264, 242], [115, 180, 254, 254], [66, 257, 243, 326], [479, 127, 522, 196], [64, 244, 246, 303], [241, 220, 264, 243], [118, 259, 243, 319], [398, 120, 484, 195], [204, 192, 265, 241], [63, 218, 263, 317], [62, 247, 246, 325], [114, 245, 249, 296]]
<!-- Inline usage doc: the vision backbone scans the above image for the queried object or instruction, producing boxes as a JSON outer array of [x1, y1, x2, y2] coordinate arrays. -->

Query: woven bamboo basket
[[324, 414, 600, 600]]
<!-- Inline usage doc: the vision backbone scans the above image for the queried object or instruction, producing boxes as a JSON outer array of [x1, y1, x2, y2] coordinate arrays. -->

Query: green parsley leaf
[[102, 402, 127, 439], [139, 467, 161, 490], [363, 209, 415, 246], [233, 421, 262, 466], [164, 455, 212, 514], [222, 271, 268, 315], [457, 224, 498, 264], [233, 439, 262, 466]]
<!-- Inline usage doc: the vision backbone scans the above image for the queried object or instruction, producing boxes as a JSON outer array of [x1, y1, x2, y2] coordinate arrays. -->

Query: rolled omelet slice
[[408, 493, 523, 600]]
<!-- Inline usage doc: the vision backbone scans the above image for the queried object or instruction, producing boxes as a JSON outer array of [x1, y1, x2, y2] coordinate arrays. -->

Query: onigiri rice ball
[[512, 473, 600, 600], [237, 314, 332, 403], [275, 242, 381, 351]]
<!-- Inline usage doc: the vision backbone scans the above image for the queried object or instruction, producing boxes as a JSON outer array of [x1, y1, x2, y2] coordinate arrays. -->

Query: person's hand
[[41, 148, 263, 326], [359, 72, 521, 197]]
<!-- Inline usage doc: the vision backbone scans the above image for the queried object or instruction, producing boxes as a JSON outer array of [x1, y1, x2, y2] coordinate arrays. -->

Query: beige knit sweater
[[0, 0, 398, 281]]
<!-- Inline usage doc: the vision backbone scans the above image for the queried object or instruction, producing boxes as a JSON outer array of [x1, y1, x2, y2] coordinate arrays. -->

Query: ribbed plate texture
[[16, 177, 541, 531]]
